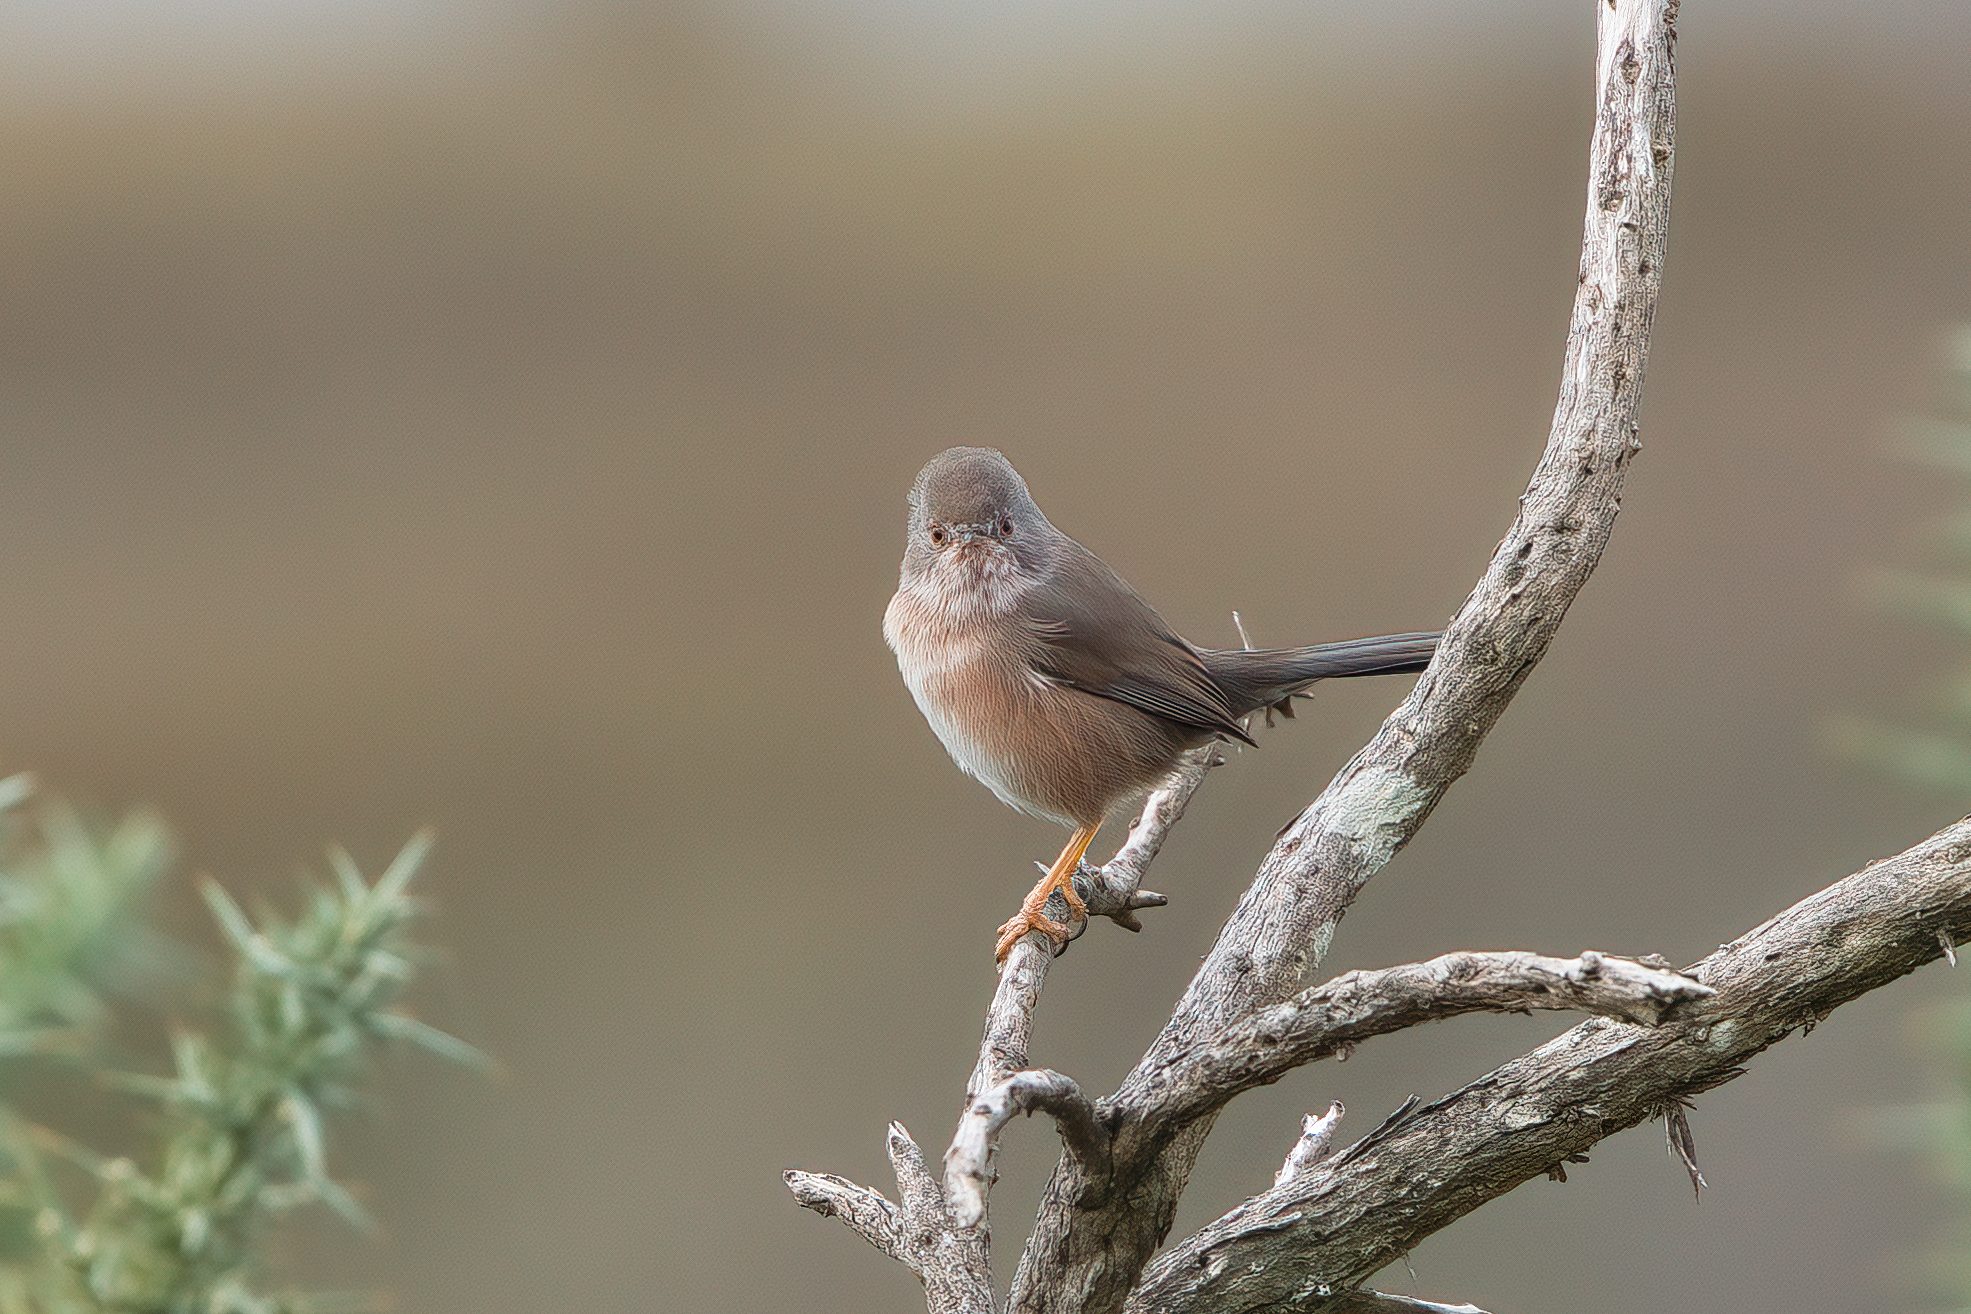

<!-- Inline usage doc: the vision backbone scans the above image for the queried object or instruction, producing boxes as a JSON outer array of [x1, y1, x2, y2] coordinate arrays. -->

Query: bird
[[882, 447, 1440, 963]]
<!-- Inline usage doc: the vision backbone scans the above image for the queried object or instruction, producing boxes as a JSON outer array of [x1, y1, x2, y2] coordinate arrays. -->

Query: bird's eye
[[928, 525, 948, 547], [997, 516, 1014, 539]]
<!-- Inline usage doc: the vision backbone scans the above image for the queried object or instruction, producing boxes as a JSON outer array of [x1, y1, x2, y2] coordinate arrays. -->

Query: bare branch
[[785, 1126, 994, 1314], [1074, 750, 1214, 934], [1135, 951, 1710, 1134], [783, 1170, 907, 1267], [1275, 1102, 1344, 1188], [1010, 3, 1677, 1305], [947, 1070, 1109, 1229], [1131, 817, 1971, 1313]]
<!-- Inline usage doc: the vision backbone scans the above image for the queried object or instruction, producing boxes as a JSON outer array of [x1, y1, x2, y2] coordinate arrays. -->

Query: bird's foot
[[995, 824, 1100, 963], [994, 901, 1078, 963]]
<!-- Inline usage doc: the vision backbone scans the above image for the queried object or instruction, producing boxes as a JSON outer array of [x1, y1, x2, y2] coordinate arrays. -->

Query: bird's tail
[[1201, 631, 1440, 718]]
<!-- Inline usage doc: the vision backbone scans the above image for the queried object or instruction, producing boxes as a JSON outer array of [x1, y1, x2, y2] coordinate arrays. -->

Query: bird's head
[[901, 447, 1053, 612]]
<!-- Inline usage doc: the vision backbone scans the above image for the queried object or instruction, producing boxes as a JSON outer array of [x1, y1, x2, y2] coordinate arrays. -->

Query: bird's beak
[[953, 530, 1004, 557]]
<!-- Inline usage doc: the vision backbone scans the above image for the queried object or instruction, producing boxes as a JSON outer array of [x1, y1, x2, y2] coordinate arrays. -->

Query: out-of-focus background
[[2, 1, 1969, 1309]]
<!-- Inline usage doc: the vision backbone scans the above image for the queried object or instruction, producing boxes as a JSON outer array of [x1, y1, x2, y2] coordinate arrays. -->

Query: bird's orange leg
[[995, 822, 1102, 963]]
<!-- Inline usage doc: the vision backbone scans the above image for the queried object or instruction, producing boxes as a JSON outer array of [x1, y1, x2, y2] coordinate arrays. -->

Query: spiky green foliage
[[1832, 325, 1971, 1309], [0, 776, 178, 1268], [0, 775, 175, 1064], [0, 778, 474, 1314]]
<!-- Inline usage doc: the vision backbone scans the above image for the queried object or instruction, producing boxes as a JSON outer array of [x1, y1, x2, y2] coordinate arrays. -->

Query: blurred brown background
[[3, 1, 1970, 1310]]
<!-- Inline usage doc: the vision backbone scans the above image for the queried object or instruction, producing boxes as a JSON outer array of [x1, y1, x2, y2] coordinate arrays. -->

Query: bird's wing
[[1023, 547, 1256, 746]]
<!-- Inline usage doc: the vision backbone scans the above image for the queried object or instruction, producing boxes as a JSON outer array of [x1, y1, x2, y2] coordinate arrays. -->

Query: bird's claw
[[994, 905, 1081, 963]]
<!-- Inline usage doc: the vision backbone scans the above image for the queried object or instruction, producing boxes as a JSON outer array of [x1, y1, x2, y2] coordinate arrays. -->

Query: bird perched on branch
[[883, 447, 1440, 962]]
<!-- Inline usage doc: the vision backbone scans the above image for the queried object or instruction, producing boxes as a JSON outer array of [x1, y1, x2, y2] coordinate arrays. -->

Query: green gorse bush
[[0, 774, 475, 1314]]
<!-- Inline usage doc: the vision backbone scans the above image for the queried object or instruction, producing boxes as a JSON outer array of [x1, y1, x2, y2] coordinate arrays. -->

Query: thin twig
[[1074, 749, 1216, 936], [783, 1171, 907, 1267], [1658, 1099, 1707, 1198]]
